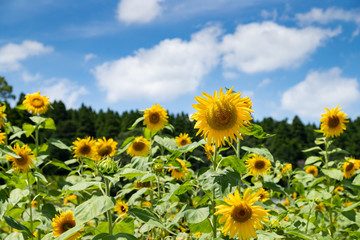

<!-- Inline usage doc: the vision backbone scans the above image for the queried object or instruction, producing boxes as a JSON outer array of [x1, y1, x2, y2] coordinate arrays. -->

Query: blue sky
[[0, 0, 359, 124]]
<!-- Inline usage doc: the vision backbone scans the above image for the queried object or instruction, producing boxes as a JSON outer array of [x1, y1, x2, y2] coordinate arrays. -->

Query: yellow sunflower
[[6, 143, 35, 173], [143, 104, 168, 132], [282, 198, 290, 207], [31, 200, 37, 208], [203, 143, 214, 160], [51, 211, 81, 240], [95, 137, 118, 161], [0, 105, 7, 129], [175, 133, 192, 147], [114, 200, 128, 217], [281, 163, 292, 176], [168, 158, 188, 180], [64, 194, 77, 205], [141, 201, 152, 208], [255, 188, 269, 203], [191, 87, 253, 148], [72, 137, 96, 159], [0, 131, 6, 144], [215, 188, 270, 240], [334, 186, 344, 194], [126, 136, 150, 157], [305, 166, 318, 177], [343, 159, 360, 179], [315, 202, 325, 212], [23, 91, 51, 115], [246, 154, 271, 177], [320, 106, 348, 138]]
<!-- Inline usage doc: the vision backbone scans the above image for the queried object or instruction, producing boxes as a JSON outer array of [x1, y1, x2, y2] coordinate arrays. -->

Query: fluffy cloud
[[281, 67, 360, 118], [92, 26, 221, 102], [0, 40, 53, 72], [84, 53, 97, 62], [117, 0, 164, 24], [220, 22, 341, 73], [22, 71, 41, 82], [258, 78, 271, 88]]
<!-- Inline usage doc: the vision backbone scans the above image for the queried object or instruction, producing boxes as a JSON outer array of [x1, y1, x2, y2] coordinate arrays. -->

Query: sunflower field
[[0, 88, 359, 240]]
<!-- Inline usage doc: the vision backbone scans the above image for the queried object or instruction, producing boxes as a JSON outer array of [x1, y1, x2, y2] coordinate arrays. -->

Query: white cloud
[[258, 78, 271, 88], [116, 0, 164, 24], [260, 9, 278, 21], [220, 21, 341, 73], [92, 26, 221, 102], [84, 53, 97, 62], [22, 71, 41, 82], [281, 67, 360, 119], [223, 71, 238, 80], [0, 40, 53, 72]]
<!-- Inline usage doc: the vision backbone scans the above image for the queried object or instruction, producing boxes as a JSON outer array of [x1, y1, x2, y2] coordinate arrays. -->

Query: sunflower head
[[95, 137, 118, 161], [0, 131, 6, 144], [64, 194, 77, 205], [246, 154, 272, 177], [281, 163, 292, 176], [51, 211, 81, 240], [168, 158, 188, 180], [203, 143, 214, 160], [6, 143, 35, 173], [214, 188, 270, 240], [98, 157, 118, 175], [72, 137, 96, 159], [334, 186, 344, 194], [114, 200, 128, 217], [320, 106, 348, 138], [175, 133, 192, 147], [343, 159, 360, 179], [191, 87, 253, 148], [23, 91, 50, 115], [0, 105, 7, 129], [31, 200, 38, 208], [126, 136, 150, 157], [305, 166, 318, 177], [315, 202, 325, 212], [255, 188, 269, 203], [143, 104, 168, 132]]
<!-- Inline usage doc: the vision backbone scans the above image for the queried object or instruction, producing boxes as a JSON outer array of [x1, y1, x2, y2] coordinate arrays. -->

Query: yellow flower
[[168, 158, 188, 180], [95, 137, 118, 161], [143, 104, 168, 132], [215, 188, 269, 240], [334, 186, 344, 194], [315, 202, 325, 212], [320, 106, 348, 138], [114, 200, 128, 217], [72, 137, 96, 159], [282, 198, 290, 207], [343, 159, 360, 179], [31, 200, 37, 208], [203, 143, 214, 160], [64, 194, 77, 205], [51, 211, 81, 240], [194, 232, 201, 238], [23, 91, 50, 115], [142, 201, 152, 207], [246, 154, 271, 177], [281, 163, 292, 176], [283, 215, 290, 221], [175, 133, 192, 147], [0, 131, 6, 144], [6, 143, 35, 173], [126, 136, 150, 157], [191, 87, 253, 148], [305, 166, 318, 177], [291, 192, 297, 199], [255, 188, 269, 203], [0, 105, 7, 129]]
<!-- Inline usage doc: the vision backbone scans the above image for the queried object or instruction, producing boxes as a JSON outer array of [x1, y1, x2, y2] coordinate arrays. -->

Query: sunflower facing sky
[[143, 104, 168, 132], [246, 154, 272, 178], [168, 158, 188, 180], [320, 106, 348, 138], [126, 136, 150, 157], [305, 166, 318, 177], [95, 137, 118, 161], [6, 143, 35, 173], [72, 137, 96, 159], [51, 210, 81, 240], [114, 200, 128, 217], [175, 133, 192, 147], [23, 91, 51, 115], [191, 87, 253, 148], [343, 159, 360, 179], [215, 188, 269, 240]]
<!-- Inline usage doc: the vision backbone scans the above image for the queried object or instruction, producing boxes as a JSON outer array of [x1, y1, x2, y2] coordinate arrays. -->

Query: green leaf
[[160, 182, 194, 202], [41, 204, 57, 220], [9, 130, 27, 140], [342, 201, 360, 212], [68, 182, 102, 191], [189, 219, 212, 234], [93, 233, 138, 240], [128, 116, 144, 130], [9, 189, 29, 206], [177, 139, 206, 152], [119, 137, 135, 149], [48, 138, 71, 151], [305, 156, 321, 165], [55, 224, 84, 240], [257, 230, 285, 239], [352, 174, 360, 186], [43, 117, 56, 130], [119, 168, 148, 179], [285, 230, 313, 240], [321, 169, 343, 181], [240, 124, 275, 139], [0, 144, 20, 158], [241, 146, 274, 162], [219, 155, 246, 174], [30, 116, 46, 125], [22, 123, 36, 137], [33, 171, 48, 184], [303, 146, 322, 153], [263, 182, 288, 198], [184, 207, 209, 224], [4, 216, 33, 237], [128, 208, 172, 233], [154, 136, 178, 151], [113, 217, 134, 235], [49, 159, 72, 171]]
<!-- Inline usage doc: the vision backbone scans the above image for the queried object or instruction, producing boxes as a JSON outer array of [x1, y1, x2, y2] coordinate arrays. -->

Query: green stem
[[212, 146, 218, 171], [324, 138, 334, 235], [105, 178, 113, 235], [27, 172, 34, 237], [236, 138, 241, 159], [305, 201, 313, 234], [212, 146, 218, 239], [35, 125, 39, 156]]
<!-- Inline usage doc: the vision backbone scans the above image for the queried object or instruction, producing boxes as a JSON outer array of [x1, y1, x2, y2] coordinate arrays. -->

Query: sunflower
[[141, 201, 152, 208], [246, 154, 271, 177], [72, 137, 96, 159], [282, 198, 290, 207], [191, 87, 253, 148], [114, 200, 128, 217], [168, 158, 188, 180], [95, 137, 118, 161], [143, 104, 168, 132], [31, 200, 37, 208], [334, 186, 344, 194], [23, 91, 50, 115], [175, 133, 192, 147], [343, 159, 360, 179], [281, 163, 292, 176], [0, 131, 6, 144], [215, 188, 269, 240], [203, 143, 214, 160], [6, 143, 35, 173], [255, 188, 269, 203], [126, 136, 150, 157], [315, 202, 325, 212], [305, 166, 318, 177], [51, 211, 81, 240], [0, 105, 7, 129], [320, 106, 348, 138], [64, 194, 77, 205]]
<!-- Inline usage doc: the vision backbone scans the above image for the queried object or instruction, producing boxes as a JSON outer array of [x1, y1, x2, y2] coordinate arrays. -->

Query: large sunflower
[[23, 91, 50, 115], [114, 200, 128, 217], [143, 104, 168, 132], [51, 211, 81, 240], [175, 133, 192, 147], [72, 137, 96, 159], [0, 105, 7, 129], [191, 87, 253, 148], [6, 143, 35, 173], [320, 106, 348, 138], [168, 158, 188, 180], [126, 136, 150, 157], [343, 159, 360, 179], [215, 188, 269, 240], [246, 154, 271, 177], [95, 137, 118, 161], [305, 166, 318, 177]]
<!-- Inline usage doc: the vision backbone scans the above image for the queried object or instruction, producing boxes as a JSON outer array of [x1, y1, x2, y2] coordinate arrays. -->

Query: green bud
[[153, 163, 164, 173], [98, 157, 118, 175]]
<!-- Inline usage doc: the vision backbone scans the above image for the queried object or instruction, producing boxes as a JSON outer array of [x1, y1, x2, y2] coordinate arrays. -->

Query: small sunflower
[[305, 166, 318, 177], [64, 194, 77, 205], [168, 158, 188, 180], [203, 143, 214, 160], [95, 137, 118, 161], [6, 143, 35, 173], [255, 188, 269, 203], [281, 163, 292, 176], [334, 186, 344, 194], [142, 201, 152, 208], [175, 133, 192, 147], [282, 198, 290, 207], [143, 104, 168, 132], [343, 159, 360, 179], [0, 131, 6, 144], [126, 136, 150, 157], [72, 137, 96, 159], [51, 211, 81, 240], [0, 105, 7, 129], [320, 106, 348, 138], [31, 200, 37, 208], [114, 200, 128, 217], [191, 87, 253, 148], [246, 154, 271, 177], [215, 188, 269, 240], [23, 91, 50, 115], [315, 202, 325, 212]]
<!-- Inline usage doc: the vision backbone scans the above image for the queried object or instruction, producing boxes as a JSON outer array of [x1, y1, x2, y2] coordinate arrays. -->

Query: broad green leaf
[[342, 201, 360, 212], [49, 159, 71, 171], [9, 189, 29, 206], [43, 117, 56, 130], [93, 233, 138, 240], [160, 182, 194, 202], [128, 208, 172, 233], [240, 124, 275, 139], [219, 155, 246, 174], [321, 169, 343, 181], [257, 230, 285, 239], [48, 138, 71, 151], [285, 230, 313, 240], [113, 217, 135, 235], [9, 130, 27, 140], [33, 171, 48, 184], [188, 219, 212, 234], [128, 116, 144, 130], [302, 146, 322, 153], [241, 146, 274, 162], [305, 156, 321, 165], [154, 136, 178, 151], [55, 224, 84, 240], [119, 168, 148, 179], [4, 216, 33, 237], [0, 144, 20, 158], [352, 174, 360, 186], [184, 207, 209, 224], [30, 116, 46, 125], [68, 182, 102, 191], [177, 139, 206, 152], [42, 204, 57, 220], [119, 136, 135, 149], [23, 123, 36, 137]]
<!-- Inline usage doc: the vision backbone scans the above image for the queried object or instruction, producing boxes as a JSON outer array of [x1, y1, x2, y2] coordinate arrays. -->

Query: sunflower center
[[98, 145, 112, 157], [232, 204, 252, 222], [120, 206, 126, 212], [31, 97, 45, 108], [254, 160, 265, 170], [132, 141, 145, 151], [328, 116, 340, 128], [180, 139, 188, 146], [346, 162, 354, 172], [16, 154, 28, 166], [62, 222, 75, 231], [79, 145, 91, 155], [206, 100, 237, 130], [150, 113, 160, 124], [309, 169, 315, 175]]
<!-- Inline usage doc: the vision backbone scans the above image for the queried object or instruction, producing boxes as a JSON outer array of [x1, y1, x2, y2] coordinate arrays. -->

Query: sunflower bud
[[153, 163, 164, 173], [98, 157, 118, 175]]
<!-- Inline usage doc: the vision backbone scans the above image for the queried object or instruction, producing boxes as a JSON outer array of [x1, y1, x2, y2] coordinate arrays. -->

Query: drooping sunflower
[[320, 106, 348, 138], [343, 159, 360, 179], [126, 136, 150, 157], [246, 154, 271, 177], [95, 137, 118, 161], [23, 91, 51, 115], [72, 137, 96, 159], [281, 163, 292, 176], [305, 166, 318, 177], [203, 143, 214, 160], [51, 211, 81, 240], [255, 188, 269, 203], [215, 188, 270, 240], [0, 105, 7, 129], [114, 200, 128, 217], [143, 104, 168, 132], [191, 87, 253, 148], [0, 131, 6, 144], [334, 186, 344, 194], [168, 158, 188, 180], [64, 194, 77, 205], [175, 133, 192, 147], [6, 143, 35, 173]]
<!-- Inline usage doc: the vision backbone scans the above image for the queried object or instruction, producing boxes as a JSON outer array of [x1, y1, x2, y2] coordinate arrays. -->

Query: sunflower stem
[[105, 178, 113, 235], [212, 146, 218, 239], [324, 137, 334, 235], [305, 201, 313, 234], [236, 138, 241, 159], [27, 171, 34, 238]]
